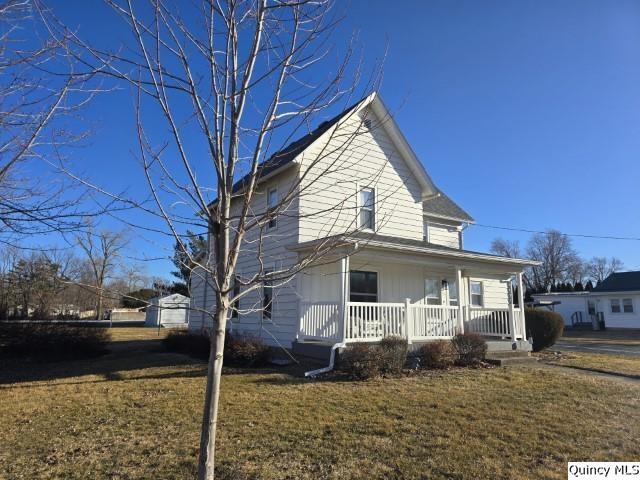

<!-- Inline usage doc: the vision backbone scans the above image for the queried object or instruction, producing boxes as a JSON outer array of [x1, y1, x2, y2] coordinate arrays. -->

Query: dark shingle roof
[[592, 271, 640, 292], [423, 192, 474, 223]]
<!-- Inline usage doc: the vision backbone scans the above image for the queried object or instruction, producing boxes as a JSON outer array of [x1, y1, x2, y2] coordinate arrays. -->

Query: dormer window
[[359, 187, 375, 230]]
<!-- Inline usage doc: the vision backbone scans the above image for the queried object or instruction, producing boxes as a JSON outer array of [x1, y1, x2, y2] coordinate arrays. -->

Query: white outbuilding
[[145, 293, 190, 327]]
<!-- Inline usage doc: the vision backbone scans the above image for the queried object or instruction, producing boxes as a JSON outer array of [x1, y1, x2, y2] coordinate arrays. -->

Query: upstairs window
[[623, 298, 634, 313], [611, 299, 621, 313], [267, 187, 278, 229], [470, 281, 484, 307], [359, 187, 375, 230]]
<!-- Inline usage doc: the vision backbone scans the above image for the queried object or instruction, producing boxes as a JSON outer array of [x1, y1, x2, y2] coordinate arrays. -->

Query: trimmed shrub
[[525, 308, 564, 352], [0, 322, 110, 361], [451, 333, 487, 366], [339, 336, 409, 380], [163, 330, 210, 359], [164, 331, 269, 367], [339, 343, 381, 380], [378, 336, 409, 374], [224, 333, 270, 367], [419, 340, 456, 369]]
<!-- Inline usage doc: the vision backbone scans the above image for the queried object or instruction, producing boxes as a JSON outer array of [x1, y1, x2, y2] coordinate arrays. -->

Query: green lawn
[[1, 328, 639, 480]]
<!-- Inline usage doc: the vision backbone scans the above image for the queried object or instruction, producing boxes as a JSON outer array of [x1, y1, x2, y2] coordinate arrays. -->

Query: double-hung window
[[611, 299, 621, 313], [447, 279, 458, 306], [425, 278, 441, 305], [349, 270, 378, 303], [470, 281, 484, 307], [267, 187, 278, 229], [359, 187, 375, 230], [623, 298, 634, 313]]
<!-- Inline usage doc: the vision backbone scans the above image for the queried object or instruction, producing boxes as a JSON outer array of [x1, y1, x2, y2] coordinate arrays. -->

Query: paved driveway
[[556, 329, 640, 357]]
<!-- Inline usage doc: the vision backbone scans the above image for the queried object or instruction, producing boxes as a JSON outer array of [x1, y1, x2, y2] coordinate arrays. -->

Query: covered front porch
[[296, 244, 529, 347]]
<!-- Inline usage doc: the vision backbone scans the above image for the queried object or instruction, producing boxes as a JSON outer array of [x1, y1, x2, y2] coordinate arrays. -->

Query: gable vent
[[363, 118, 373, 130]]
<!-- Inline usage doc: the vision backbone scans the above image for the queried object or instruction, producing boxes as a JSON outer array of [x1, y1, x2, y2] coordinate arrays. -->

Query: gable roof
[[230, 98, 363, 194], [592, 271, 640, 293], [219, 92, 442, 202], [423, 192, 474, 223]]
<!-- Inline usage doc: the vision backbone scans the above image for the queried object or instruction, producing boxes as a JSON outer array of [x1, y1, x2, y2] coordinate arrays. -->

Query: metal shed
[[144, 293, 190, 327]]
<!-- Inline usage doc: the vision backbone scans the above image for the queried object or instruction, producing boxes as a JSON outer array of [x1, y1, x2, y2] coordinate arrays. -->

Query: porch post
[[455, 267, 464, 334], [340, 255, 350, 342], [517, 272, 526, 340], [508, 276, 517, 342], [405, 298, 413, 344]]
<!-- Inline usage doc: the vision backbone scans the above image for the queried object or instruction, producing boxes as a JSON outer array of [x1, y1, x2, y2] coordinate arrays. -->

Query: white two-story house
[[190, 93, 536, 359]]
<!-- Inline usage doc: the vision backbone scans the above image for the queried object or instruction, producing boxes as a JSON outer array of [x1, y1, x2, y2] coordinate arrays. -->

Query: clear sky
[[44, 0, 640, 277]]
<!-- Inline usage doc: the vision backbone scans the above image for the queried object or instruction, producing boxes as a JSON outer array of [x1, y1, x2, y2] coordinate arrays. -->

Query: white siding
[[298, 108, 424, 242], [191, 169, 302, 348], [425, 219, 461, 249], [531, 293, 591, 326], [593, 293, 640, 329], [466, 275, 509, 309]]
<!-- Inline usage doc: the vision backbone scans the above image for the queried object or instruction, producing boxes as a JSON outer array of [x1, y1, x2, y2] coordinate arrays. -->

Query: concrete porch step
[[485, 354, 538, 366]]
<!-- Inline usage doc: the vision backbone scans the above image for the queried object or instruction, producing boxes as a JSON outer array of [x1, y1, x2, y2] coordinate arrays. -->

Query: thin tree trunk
[[96, 287, 103, 320], [197, 303, 228, 480]]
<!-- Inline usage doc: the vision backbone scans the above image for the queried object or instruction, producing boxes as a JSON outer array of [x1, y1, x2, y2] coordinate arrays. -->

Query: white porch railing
[[345, 302, 406, 341], [464, 307, 525, 339], [409, 305, 458, 340], [298, 301, 525, 343], [299, 301, 341, 341]]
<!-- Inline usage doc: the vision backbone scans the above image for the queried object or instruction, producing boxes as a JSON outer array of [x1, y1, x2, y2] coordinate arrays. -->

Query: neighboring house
[[190, 93, 538, 357], [529, 292, 594, 328], [145, 293, 190, 327], [533, 271, 640, 330]]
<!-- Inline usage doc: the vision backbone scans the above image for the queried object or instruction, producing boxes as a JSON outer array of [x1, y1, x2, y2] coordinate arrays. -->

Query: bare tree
[[490, 238, 521, 258], [586, 256, 624, 284], [76, 228, 128, 320], [526, 230, 581, 291], [47, 1, 389, 477], [0, 0, 105, 246]]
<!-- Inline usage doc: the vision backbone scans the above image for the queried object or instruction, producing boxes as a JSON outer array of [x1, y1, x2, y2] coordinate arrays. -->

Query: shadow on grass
[[0, 335, 322, 387]]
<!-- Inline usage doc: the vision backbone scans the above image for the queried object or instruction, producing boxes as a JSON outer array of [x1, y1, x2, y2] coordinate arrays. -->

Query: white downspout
[[305, 254, 349, 378]]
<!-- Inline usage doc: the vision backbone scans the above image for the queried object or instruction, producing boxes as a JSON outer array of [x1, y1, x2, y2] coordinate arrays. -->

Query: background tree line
[[490, 229, 624, 297], [0, 229, 202, 320]]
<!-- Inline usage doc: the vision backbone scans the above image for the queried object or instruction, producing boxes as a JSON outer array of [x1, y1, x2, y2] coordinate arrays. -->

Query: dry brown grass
[[541, 351, 640, 378], [1, 327, 639, 479]]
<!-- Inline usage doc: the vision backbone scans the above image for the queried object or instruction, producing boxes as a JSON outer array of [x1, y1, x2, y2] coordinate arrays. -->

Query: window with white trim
[[267, 187, 278, 229], [349, 270, 378, 303], [623, 298, 634, 313], [425, 278, 441, 305], [611, 299, 621, 313], [447, 278, 458, 306], [470, 281, 483, 307], [359, 187, 375, 230]]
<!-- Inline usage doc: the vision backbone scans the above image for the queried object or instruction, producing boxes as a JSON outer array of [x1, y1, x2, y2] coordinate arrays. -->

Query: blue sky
[[45, 0, 640, 277]]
